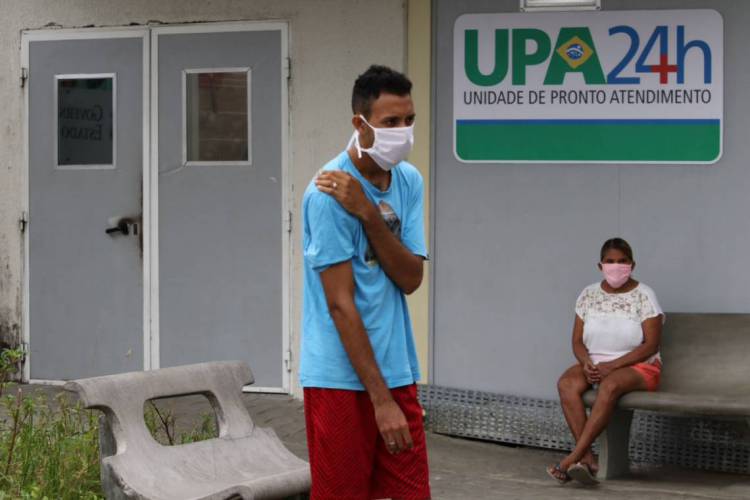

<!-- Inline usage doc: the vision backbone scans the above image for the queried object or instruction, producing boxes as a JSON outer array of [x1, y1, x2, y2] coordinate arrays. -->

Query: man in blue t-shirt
[[301, 65, 430, 499]]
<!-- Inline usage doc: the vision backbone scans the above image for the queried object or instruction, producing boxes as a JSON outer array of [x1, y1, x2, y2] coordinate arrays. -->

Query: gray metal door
[[27, 35, 146, 379], [155, 27, 285, 389]]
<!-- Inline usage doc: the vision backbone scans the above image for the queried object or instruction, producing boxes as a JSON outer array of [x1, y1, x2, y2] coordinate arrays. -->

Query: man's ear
[[352, 114, 368, 133], [631, 262, 636, 271], [597, 262, 603, 271], [353, 114, 375, 148]]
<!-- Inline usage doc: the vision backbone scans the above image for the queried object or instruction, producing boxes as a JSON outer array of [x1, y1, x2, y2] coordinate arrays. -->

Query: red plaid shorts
[[303, 384, 431, 500]]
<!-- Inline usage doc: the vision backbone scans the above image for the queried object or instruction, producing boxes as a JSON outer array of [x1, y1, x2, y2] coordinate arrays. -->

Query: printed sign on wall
[[453, 10, 723, 163]]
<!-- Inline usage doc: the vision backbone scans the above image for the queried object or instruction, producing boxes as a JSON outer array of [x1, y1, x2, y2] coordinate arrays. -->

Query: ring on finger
[[332, 181, 338, 189]]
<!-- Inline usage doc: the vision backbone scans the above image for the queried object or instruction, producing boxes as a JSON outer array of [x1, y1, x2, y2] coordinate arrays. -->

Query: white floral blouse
[[575, 282, 664, 365]]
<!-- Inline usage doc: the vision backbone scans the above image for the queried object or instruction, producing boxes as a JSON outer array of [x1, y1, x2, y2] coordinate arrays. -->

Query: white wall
[[0, 0, 406, 394]]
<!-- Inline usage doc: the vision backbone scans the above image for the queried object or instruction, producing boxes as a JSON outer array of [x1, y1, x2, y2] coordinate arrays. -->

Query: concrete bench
[[64, 361, 311, 500], [583, 313, 750, 479]]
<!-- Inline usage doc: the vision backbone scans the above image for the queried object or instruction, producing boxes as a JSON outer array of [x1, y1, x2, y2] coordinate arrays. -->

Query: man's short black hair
[[352, 65, 412, 117]]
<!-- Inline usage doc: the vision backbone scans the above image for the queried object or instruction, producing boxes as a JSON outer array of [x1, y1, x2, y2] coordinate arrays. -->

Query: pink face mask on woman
[[602, 263, 632, 288]]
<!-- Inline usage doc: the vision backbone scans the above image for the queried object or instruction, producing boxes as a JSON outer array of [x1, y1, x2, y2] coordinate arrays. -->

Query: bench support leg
[[99, 413, 130, 500], [597, 409, 633, 479]]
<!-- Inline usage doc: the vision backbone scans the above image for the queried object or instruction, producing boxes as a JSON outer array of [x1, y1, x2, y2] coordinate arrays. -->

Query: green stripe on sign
[[456, 122, 721, 162]]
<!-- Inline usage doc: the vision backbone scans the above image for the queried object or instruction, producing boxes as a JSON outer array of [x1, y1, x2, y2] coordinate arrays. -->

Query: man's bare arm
[[319, 260, 413, 453], [359, 205, 424, 294], [316, 171, 424, 294]]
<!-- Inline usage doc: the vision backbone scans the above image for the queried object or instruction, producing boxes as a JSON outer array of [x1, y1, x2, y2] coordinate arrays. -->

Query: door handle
[[105, 219, 130, 236], [105, 216, 141, 237]]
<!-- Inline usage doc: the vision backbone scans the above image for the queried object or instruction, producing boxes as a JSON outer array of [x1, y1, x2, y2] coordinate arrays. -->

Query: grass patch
[[0, 348, 218, 499], [0, 389, 101, 499]]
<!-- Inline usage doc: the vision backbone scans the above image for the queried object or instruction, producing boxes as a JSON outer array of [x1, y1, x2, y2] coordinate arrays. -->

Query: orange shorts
[[630, 360, 662, 391]]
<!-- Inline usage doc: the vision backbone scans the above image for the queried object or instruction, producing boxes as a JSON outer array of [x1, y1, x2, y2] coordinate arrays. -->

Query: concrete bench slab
[[583, 391, 750, 417], [64, 361, 311, 500], [583, 314, 750, 480]]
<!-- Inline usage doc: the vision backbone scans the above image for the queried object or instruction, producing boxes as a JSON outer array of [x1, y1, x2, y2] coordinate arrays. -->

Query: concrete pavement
[[9, 385, 750, 499]]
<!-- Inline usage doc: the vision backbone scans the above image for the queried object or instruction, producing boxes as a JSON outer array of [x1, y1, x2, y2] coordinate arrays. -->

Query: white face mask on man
[[347, 115, 414, 171]]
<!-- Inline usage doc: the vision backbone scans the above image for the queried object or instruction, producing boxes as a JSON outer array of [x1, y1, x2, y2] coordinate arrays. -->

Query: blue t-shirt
[[300, 151, 428, 390]]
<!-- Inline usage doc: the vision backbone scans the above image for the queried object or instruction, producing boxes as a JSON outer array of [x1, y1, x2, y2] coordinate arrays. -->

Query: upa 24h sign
[[453, 10, 723, 163]]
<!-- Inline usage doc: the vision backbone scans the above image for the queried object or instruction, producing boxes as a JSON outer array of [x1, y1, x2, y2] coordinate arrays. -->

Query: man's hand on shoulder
[[316, 171, 376, 222], [316, 169, 423, 295]]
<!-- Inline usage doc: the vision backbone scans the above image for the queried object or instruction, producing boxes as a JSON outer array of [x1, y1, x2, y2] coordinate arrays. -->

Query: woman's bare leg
[[556, 365, 596, 469], [559, 367, 646, 471]]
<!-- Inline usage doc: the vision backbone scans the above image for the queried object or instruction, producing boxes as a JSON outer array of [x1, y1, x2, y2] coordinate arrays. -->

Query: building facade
[[0, 0, 429, 395], [1, 0, 748, 474]]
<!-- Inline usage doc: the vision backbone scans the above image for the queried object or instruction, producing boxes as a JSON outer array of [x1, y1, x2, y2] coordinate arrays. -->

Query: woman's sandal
[[567, 462, 600, 486], [546, 463, 571, 484]]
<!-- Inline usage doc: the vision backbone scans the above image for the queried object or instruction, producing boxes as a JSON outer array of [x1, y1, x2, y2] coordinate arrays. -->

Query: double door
[[24, 23, 289, 391]]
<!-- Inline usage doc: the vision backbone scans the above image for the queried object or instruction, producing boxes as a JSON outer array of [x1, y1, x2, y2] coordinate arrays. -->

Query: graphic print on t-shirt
[[365, 201, 401, 266]]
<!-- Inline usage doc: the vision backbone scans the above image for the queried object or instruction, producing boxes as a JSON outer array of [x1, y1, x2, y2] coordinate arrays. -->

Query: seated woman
[[547, 237, 664, 485]]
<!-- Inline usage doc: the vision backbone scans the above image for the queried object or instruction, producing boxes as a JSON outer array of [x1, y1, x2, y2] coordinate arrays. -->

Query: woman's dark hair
[[600, 237, 634, 262], [351, 65, 412, 117]]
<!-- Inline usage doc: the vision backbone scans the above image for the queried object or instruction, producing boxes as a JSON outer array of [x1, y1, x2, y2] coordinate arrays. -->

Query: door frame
[[21, 26, 152, 384], [150, 21, 291, 393], [21, 21, 292, 393]]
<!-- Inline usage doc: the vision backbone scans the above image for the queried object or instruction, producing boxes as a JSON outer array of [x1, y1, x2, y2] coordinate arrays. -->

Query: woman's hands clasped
[[582, 359, 600, 384], [583, 359, 617, 384]]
